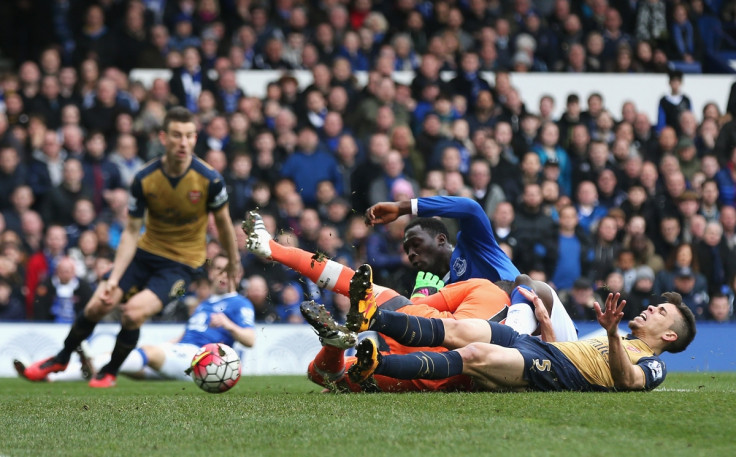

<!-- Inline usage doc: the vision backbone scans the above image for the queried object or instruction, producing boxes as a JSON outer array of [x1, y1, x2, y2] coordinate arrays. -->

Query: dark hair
[[661, 291, 697, 353], [668, 69, 684, 82], [405, 217, 449, 239], [162, 106, 195, 132]]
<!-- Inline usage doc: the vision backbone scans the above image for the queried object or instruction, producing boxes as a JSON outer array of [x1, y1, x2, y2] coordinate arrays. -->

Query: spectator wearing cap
[[168, 13, 202, 52], [672, 265, 710, 319], [559, 276, 603, 321], [623, 265, 657, 320], [676, 137, 701, 182]]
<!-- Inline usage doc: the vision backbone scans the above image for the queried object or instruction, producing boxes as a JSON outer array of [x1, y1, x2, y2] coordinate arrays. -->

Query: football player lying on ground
[[343, 269, 697, 392], [15, 253, 255, 382], [245, 211, 575, 391], [243, 204, 577, 391]]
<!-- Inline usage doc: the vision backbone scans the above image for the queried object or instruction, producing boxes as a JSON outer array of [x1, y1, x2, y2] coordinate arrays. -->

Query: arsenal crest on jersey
[[188, 190, 202, 204]]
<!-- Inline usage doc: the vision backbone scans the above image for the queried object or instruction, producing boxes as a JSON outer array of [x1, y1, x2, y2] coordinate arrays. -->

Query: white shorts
[[145, 342, 200, 381]]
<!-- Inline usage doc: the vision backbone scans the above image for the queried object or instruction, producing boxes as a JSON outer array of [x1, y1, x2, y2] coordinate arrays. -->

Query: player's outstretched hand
[[410, 271, 445, 298], [594, 292, 626, 336], [365, 202, 401, 225]]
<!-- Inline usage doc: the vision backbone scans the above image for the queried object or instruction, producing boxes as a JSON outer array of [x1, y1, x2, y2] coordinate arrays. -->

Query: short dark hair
[[668, 69, 684, 82], [163, 106, 195, 132], [405, 217, 449, 239], [661, 291, 697, 353]]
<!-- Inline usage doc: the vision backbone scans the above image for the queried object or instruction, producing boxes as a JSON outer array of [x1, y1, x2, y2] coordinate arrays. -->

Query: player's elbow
[[238, 329, 256, 348], [612, 374, 646, 391]]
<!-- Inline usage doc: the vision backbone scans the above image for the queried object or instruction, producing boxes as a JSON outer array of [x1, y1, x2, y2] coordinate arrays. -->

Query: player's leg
[[349, 336, 528, 390], [301, 300, 356, 389], [139, 343, 197, 380], [22, 284, 123, 381], [90, 289, 163, 387], [244, 211, 355, 295]]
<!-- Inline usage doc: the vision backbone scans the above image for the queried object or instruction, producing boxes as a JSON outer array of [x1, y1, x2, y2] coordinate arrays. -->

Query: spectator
[[80, 131, 123, 214], [559, 277, 602, 321], [551, 204, 593, 292], [368, 150, 420, 208], [0, 145, 26, 213], [707, 293, 733, 322], [624, 265, 657, 320], [590, 215, 621, 285], [32, 256, 93, 323], [169, 46, 216, 113], [671, 266, 710, 320], [657, 70, 692, 135], [0, 277, 25, 321], [280, 126, 343, 208], [513, 182, 558, 277], [696, 221, 736, 295], [575, 180, 608, 235], [24, 224, 68, 318]]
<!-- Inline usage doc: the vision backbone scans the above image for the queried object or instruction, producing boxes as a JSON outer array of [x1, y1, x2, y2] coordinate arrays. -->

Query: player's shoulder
[[190, 156, 224, 182], [135, 156, 164, 180]]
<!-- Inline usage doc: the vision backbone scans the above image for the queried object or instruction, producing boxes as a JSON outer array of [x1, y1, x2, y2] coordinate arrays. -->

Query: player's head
[[160, 106, 197, 161], [402, 217, 453, 277], [628, 292, 696, 354], [208, 252, 238, 295]]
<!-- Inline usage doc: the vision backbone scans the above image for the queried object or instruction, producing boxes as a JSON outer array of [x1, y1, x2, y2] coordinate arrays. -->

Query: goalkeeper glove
[[410, 271, 445, 299]]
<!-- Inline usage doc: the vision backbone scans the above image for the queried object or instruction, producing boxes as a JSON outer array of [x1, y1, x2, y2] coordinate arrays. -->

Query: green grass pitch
[[2, 373, 735, 457]]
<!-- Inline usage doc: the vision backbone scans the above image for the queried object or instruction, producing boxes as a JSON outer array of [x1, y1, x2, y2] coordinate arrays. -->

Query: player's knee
[[457, 342, 490, 369], [120, 309, 145, 329], [84, 298, 113, 321]]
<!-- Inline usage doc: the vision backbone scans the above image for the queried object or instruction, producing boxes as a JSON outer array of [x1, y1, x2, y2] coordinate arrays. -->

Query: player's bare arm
[[102, 216, 144, 304], [594, 293, 647, 390], [365, 200, 411, 225], [213, 204, 241, 292], [209, 313, 256, 347]]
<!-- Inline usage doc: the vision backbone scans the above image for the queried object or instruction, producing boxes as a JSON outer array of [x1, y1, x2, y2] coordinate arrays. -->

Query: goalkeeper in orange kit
[[242, 211, 554, 392]]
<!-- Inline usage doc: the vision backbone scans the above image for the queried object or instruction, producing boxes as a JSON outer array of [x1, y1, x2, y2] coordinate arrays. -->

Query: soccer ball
[[189, 343, 242, 393]]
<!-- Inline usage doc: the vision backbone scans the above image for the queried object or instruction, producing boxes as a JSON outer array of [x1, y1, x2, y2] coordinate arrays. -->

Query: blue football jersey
[[416, 196, 520, 284], [179, 292, 255, 348]]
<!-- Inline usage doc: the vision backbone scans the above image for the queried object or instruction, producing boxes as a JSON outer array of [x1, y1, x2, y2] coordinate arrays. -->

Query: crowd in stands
[[1, 0, 736, 326]]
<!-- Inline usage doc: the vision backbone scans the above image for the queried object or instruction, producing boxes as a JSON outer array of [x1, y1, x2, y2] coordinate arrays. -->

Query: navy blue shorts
[[117, 249, 202, 305], [489, 322, 595, 392]]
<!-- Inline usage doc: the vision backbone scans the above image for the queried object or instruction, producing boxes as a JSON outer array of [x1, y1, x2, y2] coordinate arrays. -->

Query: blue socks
[[376, 351, 464, 379], [372, 310, 446, 347]]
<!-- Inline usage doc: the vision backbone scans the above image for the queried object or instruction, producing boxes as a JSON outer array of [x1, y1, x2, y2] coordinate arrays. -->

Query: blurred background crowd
[[1, 0, 736, 327]]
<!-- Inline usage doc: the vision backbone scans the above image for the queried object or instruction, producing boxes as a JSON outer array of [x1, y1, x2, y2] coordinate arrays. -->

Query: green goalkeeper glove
[[410, 271, 445, 299]]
